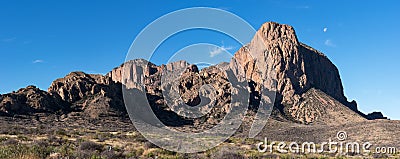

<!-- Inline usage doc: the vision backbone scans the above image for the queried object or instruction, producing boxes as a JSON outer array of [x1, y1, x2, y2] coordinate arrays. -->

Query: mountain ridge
[[0, 22, 388, 124]]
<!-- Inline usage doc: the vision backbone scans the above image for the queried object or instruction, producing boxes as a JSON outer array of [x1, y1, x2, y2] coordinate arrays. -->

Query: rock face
[[106, 59, 238, 128], [0, 21, 386, 125], [285, 88, 365, 124], [48, 72, 125, 118], [0, 72, 126, 118], [107, 59, 161, 90], [102, 22, 376, 124], [0, 85, 68, 115], [366, 112, 388, 120], [231, 22, 361, 123], [233, 22, 347, 106], [48, 72, 111, 103]]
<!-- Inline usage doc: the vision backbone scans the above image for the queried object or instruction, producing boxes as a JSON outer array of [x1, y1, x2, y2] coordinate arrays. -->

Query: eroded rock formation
[[0, 22, 387, 125], [0, 85, 68, 115]]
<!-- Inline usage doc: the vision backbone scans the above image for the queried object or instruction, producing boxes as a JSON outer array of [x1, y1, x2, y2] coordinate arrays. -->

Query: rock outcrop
[[0, 21, 386, 125], [233, 22, 347, 106], [231, 22, 364, 123], [366, 112, 388, 120], [0, 71, 126, 118], [285, 88, 365, 124], [48, 72, 112, 103], [103, 22, 380, 124], [106, 59, 238, 128], [0, 85, 68, 115], [48, 72, 125, 118]]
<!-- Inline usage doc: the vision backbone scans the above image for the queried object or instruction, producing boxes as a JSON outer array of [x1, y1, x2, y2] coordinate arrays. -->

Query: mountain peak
[[257, 21, 299, 45], [232, 22, 364, 123]]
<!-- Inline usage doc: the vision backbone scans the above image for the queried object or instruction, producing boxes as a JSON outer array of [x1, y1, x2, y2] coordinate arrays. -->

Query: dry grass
[[0, 114, 398, 158]]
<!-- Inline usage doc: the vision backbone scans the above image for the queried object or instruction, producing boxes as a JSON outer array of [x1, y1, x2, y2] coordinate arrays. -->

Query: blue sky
[[0, 0, 399, 119]]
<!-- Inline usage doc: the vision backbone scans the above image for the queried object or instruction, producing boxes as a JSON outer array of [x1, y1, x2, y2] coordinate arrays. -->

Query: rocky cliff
[[105, 22, 369, 124], [0, 22, 386, 125], [47, 72, 125, 118], [230, 22, 361, 123], [0, 85, 68, 115], [233, 22, 347, 106]]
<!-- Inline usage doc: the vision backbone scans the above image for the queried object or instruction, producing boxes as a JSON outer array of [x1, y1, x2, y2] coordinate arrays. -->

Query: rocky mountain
[[0, 72, 125, 119], [104, 22, 382, 124], [231, 22, 361, 122], [47, 71, 126, 118], [0, 85, 68, 116], [0, 22, 386, 126], [106, 59, 238, 129], [231, 22, 360, 123]]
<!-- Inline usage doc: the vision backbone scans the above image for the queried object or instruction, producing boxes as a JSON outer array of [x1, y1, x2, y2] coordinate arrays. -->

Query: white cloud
[[324, 39, 336, 47], [209, 46, 234, 57], [23, 41, 32, 44], [33, 60, 44, 64], [1, 37, 16, 42], [323, 27, 328, 32], [296, 5, 311, 9]]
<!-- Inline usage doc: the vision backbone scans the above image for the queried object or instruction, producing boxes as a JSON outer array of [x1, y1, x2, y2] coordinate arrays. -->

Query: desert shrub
[[2, 138, 19, 145], [75, 149, 100, 159], [262, 154, 279, 159], [33, 139, 49, 147], [14, 153, 41, 159], [101, 149, 124, 159], [242, 138, 258, 145], [36, 124, 47, 135], [127, 148, 144, 157], [181, 153, 202, 159], [30, 144, 56, 158], [246, 150, 265, 159], [79, 141, 103, 151], [6, 128, 19, 135], [0, 137, 8, 142], [0, 144, 53, 159], [17, 135, 30, 141], [54, 129, 68, 136], [373, 153, 389, 158], [95, 132, 114, 142], [146, 151, 155, 158], [47, 135, 64, 146], [212, 147, 245, 159], [9, 125, 32, 135], [56, 142, 75, 157], [157, 149, 176, 156], [143, 141, 158, 149], [279, 154, 296, 159], [89, 154, 103, 159], [0, 145, 28, 158], [132, 134, 147, 142], [71, 130, 84, 137], [73, 141, 104, 158]]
